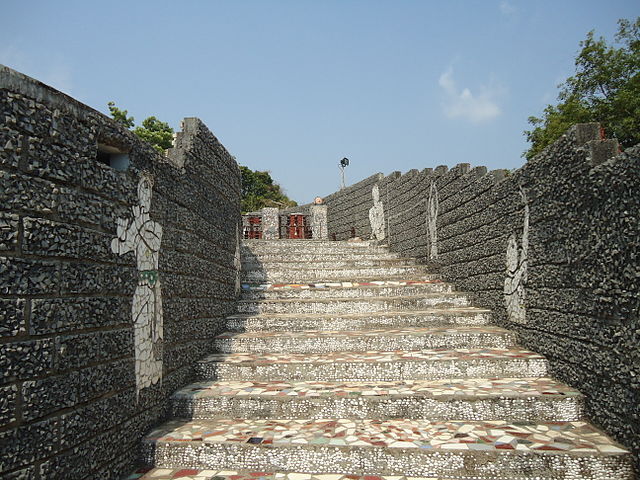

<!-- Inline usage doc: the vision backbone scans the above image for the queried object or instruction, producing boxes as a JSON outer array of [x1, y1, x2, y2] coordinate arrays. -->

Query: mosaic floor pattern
[[138, 240, 633, 478], [214, 326, 510, 340], [174, 377, 581, 400], [201, 347, 545, 366], [131, 469, 449, 480], [146, 418, 626, 454], [242, 280, 444, 291], [228, 307, 490, 320]]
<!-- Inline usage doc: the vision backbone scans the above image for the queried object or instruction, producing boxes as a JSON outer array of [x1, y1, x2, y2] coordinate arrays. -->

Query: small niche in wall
[[97, 143, 130, 171]]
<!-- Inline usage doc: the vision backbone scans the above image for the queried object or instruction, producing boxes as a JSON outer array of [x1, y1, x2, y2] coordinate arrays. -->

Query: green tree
[[107, 101, 134, 129], [133, 117, 174, 152], [524, 18, 640, 160], [107, 102, 174, 152], [240, 165, 297, 213]]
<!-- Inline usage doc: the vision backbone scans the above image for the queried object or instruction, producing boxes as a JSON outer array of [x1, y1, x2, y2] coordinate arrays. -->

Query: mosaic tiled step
[[213, 326, 515, 354], [226, 308, 491, 333], [242, 258, 418, 270], [243, 251, 404, 262], [131, 468, 457, 480], [172, 377, 584, 422], [240, 280, 454, 301], [241, 247, 395, 259], [196, 348, 549, 382], [241, 266, 433, 283], [142, 418, 633, 479], [236, 293, 469, 315], [241, 239, 386, 252]]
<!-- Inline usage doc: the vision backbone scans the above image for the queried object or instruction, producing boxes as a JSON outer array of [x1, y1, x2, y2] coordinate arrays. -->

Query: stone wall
[[0, 66, 241, 479], [323, 124, 640, 470]]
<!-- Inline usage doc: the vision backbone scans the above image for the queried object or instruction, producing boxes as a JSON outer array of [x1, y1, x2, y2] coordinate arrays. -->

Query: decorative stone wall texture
[[309, 205, 328, 240], [368, 184, 386, 242], [322, 124, 640, 471], [0, 66, 241, 479], [261, 207, 280, 239]]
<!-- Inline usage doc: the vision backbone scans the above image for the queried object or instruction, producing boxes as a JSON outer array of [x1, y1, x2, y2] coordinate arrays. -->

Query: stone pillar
[[261, 207, 280, 239], [310, 205, 328, 239]]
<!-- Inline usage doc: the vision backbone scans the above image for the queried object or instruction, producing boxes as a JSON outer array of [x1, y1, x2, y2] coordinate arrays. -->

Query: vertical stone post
[[310, 205, 328, 239], [261, 207, 280, 239]]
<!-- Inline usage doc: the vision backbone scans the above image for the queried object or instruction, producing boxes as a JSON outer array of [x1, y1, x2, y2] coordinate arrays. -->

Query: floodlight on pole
[[339, 157, 349, 189]]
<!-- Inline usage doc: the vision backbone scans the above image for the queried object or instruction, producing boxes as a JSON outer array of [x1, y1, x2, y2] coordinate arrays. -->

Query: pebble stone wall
[[0, 66, 241, 479], [322, 123, 640, 472]]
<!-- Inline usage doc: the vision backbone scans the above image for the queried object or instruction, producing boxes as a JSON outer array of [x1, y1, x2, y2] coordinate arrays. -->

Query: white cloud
[[438, 67, 502, 123], [499, 1, 516, 15], [0, 46, 73, 95]]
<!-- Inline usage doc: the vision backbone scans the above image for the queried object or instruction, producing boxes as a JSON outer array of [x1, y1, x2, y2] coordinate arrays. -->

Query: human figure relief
[[234, 224, 242, 296], [504, 187, 529, 324], [369, 184, 386, 241], [426, 181, 439, 260], [111, 174, 163, 398]]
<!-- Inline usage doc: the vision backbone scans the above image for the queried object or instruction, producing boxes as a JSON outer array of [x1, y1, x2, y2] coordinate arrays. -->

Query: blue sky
[[2, 1, 637, 204]]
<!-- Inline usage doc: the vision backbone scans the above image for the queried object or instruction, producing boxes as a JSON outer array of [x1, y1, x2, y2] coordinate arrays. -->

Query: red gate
[[244, 216, 263, 239], [288, 214, 308, 239]]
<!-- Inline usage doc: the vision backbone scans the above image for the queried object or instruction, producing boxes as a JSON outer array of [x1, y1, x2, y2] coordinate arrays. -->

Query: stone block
[[22, 372, 80, 420], [1, 467, 37, 480], [0, 298, 26, 337], [0, 257, 59, 295], [30, 297, 130, 334], [0, 418, 58, 471], [0, 127, 22, 168], [98, 329, 134, 360], [0, 339, 54, 381], [75, 360, 134, 403], [59, 262, 136, 295], [0, 170, 58, 214], [22, 217, 114, 262], [55, 333, 101, 370], [57, 186, 123, 229], [0, 212, 19, 252], [0, 383, 18, 425]]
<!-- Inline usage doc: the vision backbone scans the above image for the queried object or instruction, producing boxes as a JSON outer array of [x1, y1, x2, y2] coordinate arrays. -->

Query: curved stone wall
[[323, 124, 640, 471], [0, 66, 241, 479]]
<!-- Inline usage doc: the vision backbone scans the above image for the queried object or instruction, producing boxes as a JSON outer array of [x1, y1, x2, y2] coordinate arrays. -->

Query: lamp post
[[339, 157, 349, 190]]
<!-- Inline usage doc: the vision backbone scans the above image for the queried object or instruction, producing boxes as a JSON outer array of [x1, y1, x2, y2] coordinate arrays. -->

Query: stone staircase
[[133, 239, 634, 480]]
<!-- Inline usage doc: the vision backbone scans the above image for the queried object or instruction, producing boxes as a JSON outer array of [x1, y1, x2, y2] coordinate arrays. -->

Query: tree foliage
[[107, 101, 135, 129], [107, 102, 174, 152], [240, 165, 297, 213], [133, 117, 174, 151], [524, 18, 639, 160], [107, 103, 296, 210]]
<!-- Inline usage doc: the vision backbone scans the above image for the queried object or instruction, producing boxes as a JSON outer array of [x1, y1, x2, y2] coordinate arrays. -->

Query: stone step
[[225, 307, 491, 333], [242, 258, 417, 269], [131, 469, 462, 480], [243, 239, 378, 246], [240, 280, 453, 300], [142, 418, 633, 478], [242, 252, 403, 263], [171, 377, 584, 422], [241, 266, 432, 283], [213, 326, 515, 354], [237, 293, 469, 315], [242, 239, 380, 246], [241, 242, 391, 256], [196, 347, 549, 382]]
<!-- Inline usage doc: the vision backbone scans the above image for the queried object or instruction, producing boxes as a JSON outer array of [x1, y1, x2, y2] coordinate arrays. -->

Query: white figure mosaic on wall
[[426, 181, 439, 260], [504, 187, 529, 324], [369, 184, 386, 242], [111, 173, 163, 398], [234, 223, 242, 296]]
